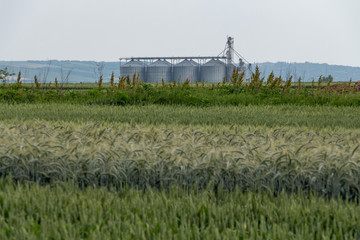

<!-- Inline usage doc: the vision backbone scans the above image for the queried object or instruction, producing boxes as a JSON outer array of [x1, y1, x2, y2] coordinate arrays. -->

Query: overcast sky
[[0, 0, 359, 66]]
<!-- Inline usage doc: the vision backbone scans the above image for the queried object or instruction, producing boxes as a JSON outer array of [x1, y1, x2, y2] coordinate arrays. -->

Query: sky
[[0, 0, 359, 67]]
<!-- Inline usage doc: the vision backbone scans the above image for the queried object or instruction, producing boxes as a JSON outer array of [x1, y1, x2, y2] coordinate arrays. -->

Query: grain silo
[[147, 60, 172, 83], [239, 58, 247, 82], [226, 63, 236, 82], [173, 59, 199, 82], [200, 59, 226, 82], [120, 60, 146, 81]]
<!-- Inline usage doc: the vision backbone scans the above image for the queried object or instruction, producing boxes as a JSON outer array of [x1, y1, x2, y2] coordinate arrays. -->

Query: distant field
[[1, 103, 360, 129]]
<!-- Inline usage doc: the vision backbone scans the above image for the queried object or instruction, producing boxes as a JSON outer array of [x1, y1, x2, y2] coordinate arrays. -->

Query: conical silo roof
[[124, 60, 146, 66], [120, 60, 146, 81], [149, 60, 171, 67], [175, 59, 198, 67], [203, 59, 225, 66]]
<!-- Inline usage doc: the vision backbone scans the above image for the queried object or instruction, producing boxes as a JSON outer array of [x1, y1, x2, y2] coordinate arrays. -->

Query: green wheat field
[[0, 102, 360, 239]]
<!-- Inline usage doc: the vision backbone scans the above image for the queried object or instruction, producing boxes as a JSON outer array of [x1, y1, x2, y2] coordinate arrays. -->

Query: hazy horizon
[[1, 0, 359, 67]]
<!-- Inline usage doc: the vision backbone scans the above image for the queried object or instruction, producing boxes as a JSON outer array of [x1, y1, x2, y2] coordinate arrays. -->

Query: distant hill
[[255, 62, 360, 82], [0, 60, 120, 83], [1, 60, 359, 83]]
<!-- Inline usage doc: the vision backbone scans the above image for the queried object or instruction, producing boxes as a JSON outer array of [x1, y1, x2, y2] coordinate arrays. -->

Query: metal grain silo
[[239, 59, 247, 82], [226, 63, 236, 82], [147, 60, 172, 83], [200, 59, 226, 83], [173, 60, 199, 82], [120, 60, 146, 82]]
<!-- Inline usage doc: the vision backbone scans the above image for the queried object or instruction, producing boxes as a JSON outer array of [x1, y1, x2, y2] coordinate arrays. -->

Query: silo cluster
[[119, 37, 249, 83], [120, 59, 237, 83]]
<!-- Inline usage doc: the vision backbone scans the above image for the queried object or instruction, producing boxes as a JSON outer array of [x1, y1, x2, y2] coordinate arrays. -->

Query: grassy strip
[[0, 179, 359, 239], [1, 103, 360, 129], [1, 84, 360, 107]]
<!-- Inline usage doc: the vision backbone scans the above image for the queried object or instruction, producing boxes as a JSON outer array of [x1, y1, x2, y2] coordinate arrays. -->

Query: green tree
[[0, 67, 15, 84], [321, 74, 334, 82]]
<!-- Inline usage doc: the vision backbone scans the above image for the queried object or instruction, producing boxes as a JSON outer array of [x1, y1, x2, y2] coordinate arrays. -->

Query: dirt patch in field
[[324, 81, 360, 93]]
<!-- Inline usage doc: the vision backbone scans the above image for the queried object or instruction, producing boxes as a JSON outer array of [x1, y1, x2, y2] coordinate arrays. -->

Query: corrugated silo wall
[[120, 61, 147, 82], [147, 60, 172, 83], [173, 60, 199, 82], [239, 65, 247, 82], [200, 60, 226, 83], [226, 64, 236, 82]]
